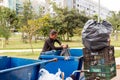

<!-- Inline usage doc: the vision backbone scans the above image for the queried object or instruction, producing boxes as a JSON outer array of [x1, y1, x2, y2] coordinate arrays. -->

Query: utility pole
[[98, 0, 100, 23]]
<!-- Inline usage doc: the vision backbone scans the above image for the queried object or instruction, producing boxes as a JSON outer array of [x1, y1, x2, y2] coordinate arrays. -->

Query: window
[[77, 9, 79, 12], [87, 8, 89, 10], [43, 7, 45, 9], [93, 10, 96, 13], [73, 0, 76, 3]]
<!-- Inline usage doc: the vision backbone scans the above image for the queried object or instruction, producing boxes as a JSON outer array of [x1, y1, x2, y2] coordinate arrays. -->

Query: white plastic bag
[[38, 68, 62, 80], [65, 77, 73, 80]]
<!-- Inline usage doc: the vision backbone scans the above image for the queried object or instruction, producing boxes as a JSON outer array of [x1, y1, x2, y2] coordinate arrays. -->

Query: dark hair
[[50, 29, 57, 35]]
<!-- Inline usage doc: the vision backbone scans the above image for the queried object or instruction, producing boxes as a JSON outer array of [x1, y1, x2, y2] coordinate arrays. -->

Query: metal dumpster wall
[[0, 56, 11, 70], [10, 58, 40, 67], [0, 65, 39, 80], [69, 48, 83, 56], [39, 48, 83, 80], [0, 57, 43, 80]]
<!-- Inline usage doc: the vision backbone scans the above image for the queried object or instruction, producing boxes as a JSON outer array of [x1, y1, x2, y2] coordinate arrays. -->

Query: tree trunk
[[34, 35, 37, 43], [4, 38, 9, 48], [114, 30, 118, 41], [62, 34, 65, 41], [29, 35, 34, 54], [22, 32, 27, 43], [1, 39, 4, 48], [66, 31, 69, 41], [5, 38, 9, 45]]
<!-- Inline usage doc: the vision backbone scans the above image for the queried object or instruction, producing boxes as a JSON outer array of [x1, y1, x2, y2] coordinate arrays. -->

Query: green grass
[[110, 33, 120, 47], [0, 34, 84, 49], [0, 50, 120, 59], [0, 52, 40, 60], [0, 33, 120, 58], [0, 33, 120, 49], [115, 50, 120, 58]]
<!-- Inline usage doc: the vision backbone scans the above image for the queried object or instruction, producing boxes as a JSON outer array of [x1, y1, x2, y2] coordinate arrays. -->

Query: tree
[[63, 9, 89, 41], [0, 6, 17, 46], [40, 14, 52, 36], [20, 1, 34, 43], [107, 11, 120, 40], [21, 14, 51, 53], [52, 4, 89, 41], [21, 19, 41, 53]]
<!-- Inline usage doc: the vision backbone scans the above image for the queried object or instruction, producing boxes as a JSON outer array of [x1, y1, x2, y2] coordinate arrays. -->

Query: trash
[[39, 48, 83, 79], [55, 68, 62, 80], [38, 68, 62, 80], [60, 48, 70, 56], [65, 77, 73, 80], [82, 19, 113, 51], [60, 45, 71, 60], [38, 68, 79, 80]]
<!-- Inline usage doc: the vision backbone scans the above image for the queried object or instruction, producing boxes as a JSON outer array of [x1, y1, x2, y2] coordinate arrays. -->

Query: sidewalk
[[115, 57, 120, 65], [0, 47, 120, 53], [111, 57, 120, 80], [0, 49, 42, 53]]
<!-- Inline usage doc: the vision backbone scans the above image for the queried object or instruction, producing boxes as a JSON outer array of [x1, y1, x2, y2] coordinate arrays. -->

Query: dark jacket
[[42, 37, 63, 52]]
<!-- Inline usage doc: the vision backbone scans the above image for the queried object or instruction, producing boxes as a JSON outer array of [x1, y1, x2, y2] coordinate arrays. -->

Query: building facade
[[47, 0, 75, 16], [1, 0, 111, 19], [0, 0, 9, 7], [47, 0, 111, 19], [75, 0, 111, 19], [8, 0, 16, 10]]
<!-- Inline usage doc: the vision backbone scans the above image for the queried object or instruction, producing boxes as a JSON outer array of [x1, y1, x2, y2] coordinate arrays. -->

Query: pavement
[[0, 49, 42, 53], [115, 57, 120, 65], [0, 47, 120, 53], [111, 57, 120, 80], [112, 69, 120, 80]]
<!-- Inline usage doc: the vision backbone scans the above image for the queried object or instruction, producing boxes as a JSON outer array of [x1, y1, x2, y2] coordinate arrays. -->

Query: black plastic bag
[[60, 48, 70, 56], [60, 45, 71, 56], [82, 19, 113, 51]]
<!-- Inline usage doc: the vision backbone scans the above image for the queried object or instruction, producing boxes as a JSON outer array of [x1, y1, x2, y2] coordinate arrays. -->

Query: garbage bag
[[82, 19, 113, 51], [60, 48, 70, 56], [38, 68, 75, 80], [38, 68, 62, 80], [60, 47, 71, 60], [60, 45, 70, 56], [65, 77, 73, 80]]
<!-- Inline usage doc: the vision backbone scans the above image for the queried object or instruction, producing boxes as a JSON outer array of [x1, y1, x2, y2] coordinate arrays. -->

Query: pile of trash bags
[[82, 19, 113, 51], [38, 68, 73, 80]]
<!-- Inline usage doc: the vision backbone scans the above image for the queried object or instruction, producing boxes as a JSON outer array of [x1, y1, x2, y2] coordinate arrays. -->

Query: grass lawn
[[0, 34, 84, 49], [0, 52, 40, 60], [0, 50, 120, 59], [0, 33, 120, 58], [1, 33, 120, 49], [115, 50, 120, 58]]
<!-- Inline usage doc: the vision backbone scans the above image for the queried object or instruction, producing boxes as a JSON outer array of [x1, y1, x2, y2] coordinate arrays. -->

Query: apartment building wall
[[1, 0, 111, 19], [0, 0, 9, 7], [75, 0, 110, 19]]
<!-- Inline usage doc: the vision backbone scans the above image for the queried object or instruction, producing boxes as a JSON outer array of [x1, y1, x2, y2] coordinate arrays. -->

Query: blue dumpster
[[39, 48, 83, 80], [0, 56, 54, 80]]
